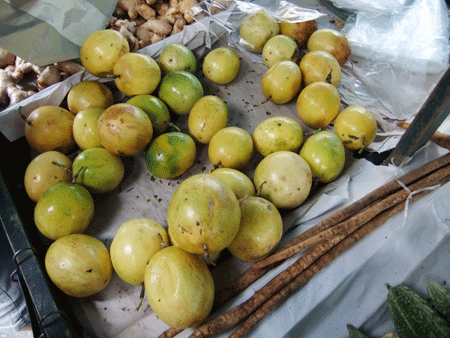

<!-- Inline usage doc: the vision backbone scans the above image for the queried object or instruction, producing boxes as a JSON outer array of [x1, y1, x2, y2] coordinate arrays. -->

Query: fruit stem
[[260, 96, 271, 105], [18, 106, 31, 125], [256, 181, 267, 197], [72, 166, 85, 184], [52, 161, 73, 175], [158, 233, 166, 249], [168, 122, 181, 132], [135, 283, 145, 311]]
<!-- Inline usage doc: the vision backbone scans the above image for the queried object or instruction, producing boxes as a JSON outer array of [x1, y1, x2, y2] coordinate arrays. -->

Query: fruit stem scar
[[256, 181, 267, 197]]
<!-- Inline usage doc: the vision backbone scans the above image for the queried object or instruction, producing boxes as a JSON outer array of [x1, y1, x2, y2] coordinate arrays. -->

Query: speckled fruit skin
[[24, 151, 72, 202], [208, 127, 254, 169], [113, 53, 161, 96], [25, 105, 76, 154], [97, 103, 153, 156], [45, 234, 112, 297], [73, 107, 105, 150], [307, 28, 352, 66], [167, 174, 241, 255], [296, 81, 341, 129], [110, 218, 169, 286], [72, 147, 125, 194], [253, 151, 312, 209], [252, 116, 303, 156], [67, 80, 113, 114], [80, 29, 129, 77], [202, 47, 240, 85], [210, 167, 256, 200], [299, 50, 341, 87], [239, 10, 280, 53], [228, 196, 283, 262], [126, 95, 171, 136], [158, 71, 204, 115], [144, 246, 214, 328], [158, 43, 197, 75], [261, 61, 302, 104], [144, 131, 196, 179], [300, 130, 346, 183], [334, 105, 377, 151], [188, 95, 228, 144], [262, 35, 300, 68], [34, 182, 95, 240]]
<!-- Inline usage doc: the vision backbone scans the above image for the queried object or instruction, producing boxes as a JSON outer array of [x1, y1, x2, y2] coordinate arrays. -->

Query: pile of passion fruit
[[20, 8, 377, 331]]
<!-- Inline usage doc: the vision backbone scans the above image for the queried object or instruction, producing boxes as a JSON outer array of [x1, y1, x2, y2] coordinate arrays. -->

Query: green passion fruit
[[145, 131, 196, 179], [299, 130, 346, 183]]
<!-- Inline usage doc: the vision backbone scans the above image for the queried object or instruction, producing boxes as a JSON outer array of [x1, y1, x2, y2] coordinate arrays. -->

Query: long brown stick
[[397, 121, 450, 150], [189, 167, 450, 338], [252, 163, 450, 270], [212, 152, 450, 308], [158, 152, 450, 338], [228, 184, 443, 338]]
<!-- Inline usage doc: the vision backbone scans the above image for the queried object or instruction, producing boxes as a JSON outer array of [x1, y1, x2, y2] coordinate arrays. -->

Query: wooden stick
[[159, 152, 450, 338], [189, 168, 450, 338], [228, 185, 440, 338], [252, 163, 450, 269], [397, 121, 450, 150]]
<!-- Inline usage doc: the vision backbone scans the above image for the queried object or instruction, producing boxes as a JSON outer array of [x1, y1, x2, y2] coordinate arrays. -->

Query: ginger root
[[0, 48, 15, 68], [0, 68, 36, 107]]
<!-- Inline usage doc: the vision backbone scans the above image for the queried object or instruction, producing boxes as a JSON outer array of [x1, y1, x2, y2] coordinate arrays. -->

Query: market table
[[1, 0, 450, 337]]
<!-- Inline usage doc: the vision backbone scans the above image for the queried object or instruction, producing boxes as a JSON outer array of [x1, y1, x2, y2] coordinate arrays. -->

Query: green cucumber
[[386, 283, 450, 338], [347, 324, 371, 338], [427, 282, 450, 320]]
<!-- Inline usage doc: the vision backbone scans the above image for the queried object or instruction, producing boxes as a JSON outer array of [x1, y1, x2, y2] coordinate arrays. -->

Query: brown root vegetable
[[397, 121, 450, 151], [0, 48, 16, 68], [0, 68, 36, 107], [37, 65, 62, 90], [54, 60, 84, 75], [140, 17, 173, 37]]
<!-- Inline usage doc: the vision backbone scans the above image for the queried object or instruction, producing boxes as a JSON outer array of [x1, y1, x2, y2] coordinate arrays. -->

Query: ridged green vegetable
[[386, 283, 450, 338], [427, 282, 450, 320], [347, 324, 371, 338]]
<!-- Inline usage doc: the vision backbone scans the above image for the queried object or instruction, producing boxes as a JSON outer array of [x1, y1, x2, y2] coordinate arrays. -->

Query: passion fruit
[[307, 28, 352, 66]]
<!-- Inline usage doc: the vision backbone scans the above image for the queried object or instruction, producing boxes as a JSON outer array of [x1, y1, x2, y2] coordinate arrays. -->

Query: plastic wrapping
[[328, 0, 407, 13], [341, 0, 450, 75], [0, 0, 117, 66]]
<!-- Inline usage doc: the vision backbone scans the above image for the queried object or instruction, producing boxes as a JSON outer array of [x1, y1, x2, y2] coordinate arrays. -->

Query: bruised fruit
[[144, 246, 214, 328], [110, 218, 169, 286], [228, 196, 283, 262], [279, 20, 318, 46], [45, 234, 112, 297], [253, 151, 312, 209], [307, 28, 351, 66], [97, 103, 153, 156], [167, 174, 241, 255], [334, 105, 377, 151], [300, 50, 341, 87], [126, 95, 171, 136]]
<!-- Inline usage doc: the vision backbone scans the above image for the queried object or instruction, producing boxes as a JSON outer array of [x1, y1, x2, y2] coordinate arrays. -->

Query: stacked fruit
[[19, 9, 378, 331]]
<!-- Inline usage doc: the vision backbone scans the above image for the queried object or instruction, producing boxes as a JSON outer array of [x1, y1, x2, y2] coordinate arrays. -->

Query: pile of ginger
[[108, 0, 202, 51], [0, 0, 205, 110], [0, 48, 84, 110]]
